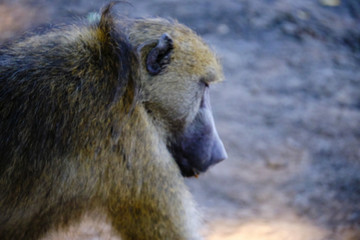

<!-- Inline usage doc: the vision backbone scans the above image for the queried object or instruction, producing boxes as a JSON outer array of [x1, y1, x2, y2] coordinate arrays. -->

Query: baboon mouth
[[193, 168, 200, 178], [183, 165, 203, 178], [173, 154, 209, 178], [168, 138, 220, 178], [179, 163, 204, 178]]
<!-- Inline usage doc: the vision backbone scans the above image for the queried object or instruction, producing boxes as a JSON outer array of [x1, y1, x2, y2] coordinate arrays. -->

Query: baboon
[[0, 3, 227, 240]]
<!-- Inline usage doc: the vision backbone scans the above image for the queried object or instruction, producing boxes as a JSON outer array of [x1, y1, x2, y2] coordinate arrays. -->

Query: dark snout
[[211, 132, 227, 165], [169, 88, 227, 177]]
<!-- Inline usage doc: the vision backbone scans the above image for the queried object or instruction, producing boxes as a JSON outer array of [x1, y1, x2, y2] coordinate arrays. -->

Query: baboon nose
[[210, 137, 227, 165]]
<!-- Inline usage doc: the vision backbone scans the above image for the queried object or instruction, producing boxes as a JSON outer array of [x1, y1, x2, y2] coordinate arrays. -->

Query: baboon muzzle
[[169, 88, 227, 177]]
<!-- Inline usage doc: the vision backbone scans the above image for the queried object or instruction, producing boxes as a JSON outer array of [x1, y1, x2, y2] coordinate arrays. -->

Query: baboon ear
[[145, 33, 174, 75]]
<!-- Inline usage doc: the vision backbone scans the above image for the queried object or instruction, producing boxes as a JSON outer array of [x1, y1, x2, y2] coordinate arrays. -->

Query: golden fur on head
[[118, 18, 224, 133], [126, 18, 223, 83]]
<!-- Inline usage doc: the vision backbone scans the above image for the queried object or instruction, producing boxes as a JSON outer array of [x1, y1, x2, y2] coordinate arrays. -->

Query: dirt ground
[[1, 0, 360, 239]]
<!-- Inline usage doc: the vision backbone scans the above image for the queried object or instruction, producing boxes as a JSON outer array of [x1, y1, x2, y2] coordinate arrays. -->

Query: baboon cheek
[[170, 89, 227, 177]]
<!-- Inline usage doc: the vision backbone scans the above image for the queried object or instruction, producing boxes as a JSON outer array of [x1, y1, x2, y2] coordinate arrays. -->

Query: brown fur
[[0, 3, 223, 240]]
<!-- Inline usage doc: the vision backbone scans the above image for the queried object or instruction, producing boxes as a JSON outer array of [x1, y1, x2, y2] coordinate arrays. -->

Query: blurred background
[[1, 0, 359, 239]]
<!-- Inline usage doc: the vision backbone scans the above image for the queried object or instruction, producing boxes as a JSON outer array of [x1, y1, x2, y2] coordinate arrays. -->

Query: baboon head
[[128, 19, 227, 177]]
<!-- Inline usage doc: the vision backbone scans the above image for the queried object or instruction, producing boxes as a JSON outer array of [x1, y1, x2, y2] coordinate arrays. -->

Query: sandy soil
[[1, 0, 360, 239]]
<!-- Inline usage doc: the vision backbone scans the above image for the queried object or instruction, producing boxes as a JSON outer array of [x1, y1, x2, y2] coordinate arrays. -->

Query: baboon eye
[[198, 80, 209, 109], [200, 78, 209, 88]]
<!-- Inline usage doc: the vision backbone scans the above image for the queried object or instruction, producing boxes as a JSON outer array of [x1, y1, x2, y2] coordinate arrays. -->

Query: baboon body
[[0, 3, 226, 240]]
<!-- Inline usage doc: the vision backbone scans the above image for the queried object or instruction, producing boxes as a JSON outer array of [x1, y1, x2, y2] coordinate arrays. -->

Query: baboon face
[[134, 21, 227, 177]]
